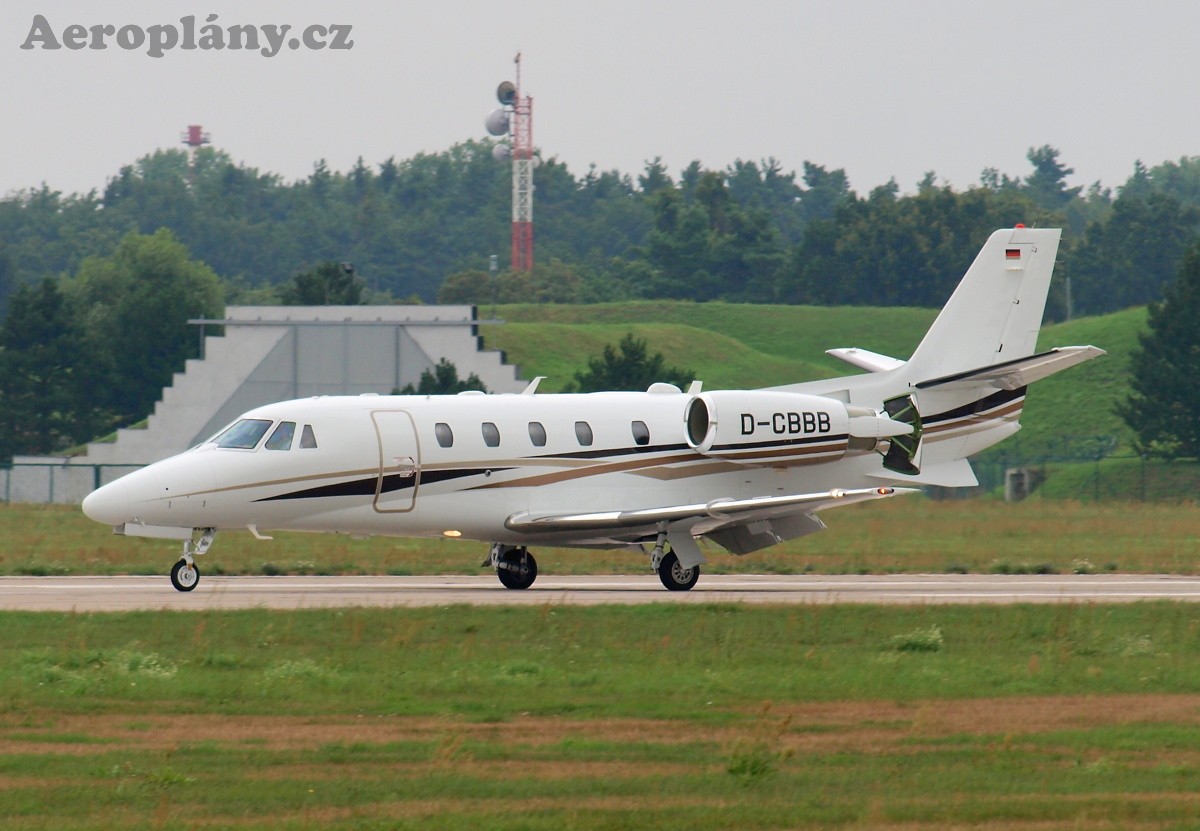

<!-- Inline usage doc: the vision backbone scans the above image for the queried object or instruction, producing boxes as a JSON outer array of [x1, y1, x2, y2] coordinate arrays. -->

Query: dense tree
[[397, 359, 486, 395], [66, 229, 224, 425], [1023, 145, 1083, 210], [1119, 156, 1200, 208], [437, 259, 602, 306], [781, 182, 1053, 307], [635, 171, 786, 302], [0, 136, 1196, 329], [1119, 242, 1200, 459], [278, 261, 365, 305], [0, 279, 104, 461], [569, 332, 693, 393], [1066, 193, 1200, 315]]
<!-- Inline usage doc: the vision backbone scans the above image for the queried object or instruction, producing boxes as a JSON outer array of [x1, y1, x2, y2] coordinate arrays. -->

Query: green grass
[[482, 321, 828, 392], [1004, 308, 1146, 453], [2, 604, 1200, 828]]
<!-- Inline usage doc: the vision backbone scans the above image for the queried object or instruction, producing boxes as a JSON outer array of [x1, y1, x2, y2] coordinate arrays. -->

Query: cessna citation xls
[[83, 227, 1102, 593]]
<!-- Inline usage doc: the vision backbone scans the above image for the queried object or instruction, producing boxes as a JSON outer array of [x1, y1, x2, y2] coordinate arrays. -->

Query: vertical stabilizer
[[904, 228, 1060, 383]]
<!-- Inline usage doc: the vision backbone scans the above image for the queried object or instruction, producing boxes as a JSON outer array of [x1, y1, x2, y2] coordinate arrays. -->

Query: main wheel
[[657, 551, 699, 591], [170, 559, 200, 592], [497, 549, 537, 590]]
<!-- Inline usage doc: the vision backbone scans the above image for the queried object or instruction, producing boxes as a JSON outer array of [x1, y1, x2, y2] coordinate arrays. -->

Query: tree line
[[3, 143, 1200, 320]]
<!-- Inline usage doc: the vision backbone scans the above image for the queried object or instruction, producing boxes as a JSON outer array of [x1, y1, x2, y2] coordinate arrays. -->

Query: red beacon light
[[1015, 223, 1026, 228]]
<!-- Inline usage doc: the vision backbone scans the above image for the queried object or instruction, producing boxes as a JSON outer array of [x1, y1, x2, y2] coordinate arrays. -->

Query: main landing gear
[[649, 535, 700, 592], [483, 536, 701, 592], [486, 544, 538, 590], [170, 528, 216, 592]]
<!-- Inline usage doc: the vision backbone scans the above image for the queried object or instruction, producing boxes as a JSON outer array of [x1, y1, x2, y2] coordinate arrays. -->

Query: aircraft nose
[[81, 478, 132, 526]]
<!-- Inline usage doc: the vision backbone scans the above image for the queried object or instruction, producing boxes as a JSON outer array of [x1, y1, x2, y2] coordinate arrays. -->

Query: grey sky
[[4, 0, 1199, 198]]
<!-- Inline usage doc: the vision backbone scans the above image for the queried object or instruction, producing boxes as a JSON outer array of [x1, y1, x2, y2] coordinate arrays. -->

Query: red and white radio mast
[[485, 55, 535, 272], [180, 124, 211, 185]]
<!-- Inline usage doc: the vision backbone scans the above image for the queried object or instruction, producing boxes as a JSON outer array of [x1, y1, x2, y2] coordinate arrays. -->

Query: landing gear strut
[[486, 543, 538, 590], [171, 528, 215, 592]]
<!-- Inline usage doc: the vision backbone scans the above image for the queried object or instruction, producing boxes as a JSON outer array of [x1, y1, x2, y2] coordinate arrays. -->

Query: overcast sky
[[4, 1, 1199, 198]]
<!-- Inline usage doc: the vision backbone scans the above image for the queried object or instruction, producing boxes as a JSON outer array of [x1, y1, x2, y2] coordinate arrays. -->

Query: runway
[[2, 574, 1200, 611]]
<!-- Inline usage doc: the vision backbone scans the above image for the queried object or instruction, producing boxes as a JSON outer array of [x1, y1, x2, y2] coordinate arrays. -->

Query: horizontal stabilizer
[[915, 346, 1105, 392], [826, 347, 905, 373]]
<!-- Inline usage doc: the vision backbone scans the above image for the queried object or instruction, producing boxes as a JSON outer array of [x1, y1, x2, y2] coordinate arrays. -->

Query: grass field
[[2, 603, 1200, 829], [6, 498, 1198, 579]]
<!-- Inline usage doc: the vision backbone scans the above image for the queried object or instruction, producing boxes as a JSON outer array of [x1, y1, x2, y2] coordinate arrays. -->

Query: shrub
[[891, 625, 944, 653]]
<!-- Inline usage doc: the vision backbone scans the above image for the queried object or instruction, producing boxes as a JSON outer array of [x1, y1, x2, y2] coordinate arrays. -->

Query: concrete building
[[3, 305, 521, 504]]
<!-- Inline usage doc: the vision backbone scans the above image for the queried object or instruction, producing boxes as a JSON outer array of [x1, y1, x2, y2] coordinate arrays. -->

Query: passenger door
[[371, 410, 421, 512]]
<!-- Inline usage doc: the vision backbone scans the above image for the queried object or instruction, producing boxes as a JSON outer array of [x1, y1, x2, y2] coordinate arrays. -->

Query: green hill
[[1012, 308, 1146, 452], [482, 301, 1147, 456]]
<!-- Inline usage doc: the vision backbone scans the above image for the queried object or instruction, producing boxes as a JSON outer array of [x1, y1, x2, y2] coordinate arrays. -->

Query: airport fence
[[972, 434, 1200, 502]]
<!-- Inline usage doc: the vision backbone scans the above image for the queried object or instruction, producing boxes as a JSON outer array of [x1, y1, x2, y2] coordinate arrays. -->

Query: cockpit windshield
[[265, 421, 296, 450], [213, 418, 273, 449]]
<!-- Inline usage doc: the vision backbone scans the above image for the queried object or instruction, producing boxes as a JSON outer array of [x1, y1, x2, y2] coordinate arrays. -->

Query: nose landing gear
[[171, 528, 216, 592]]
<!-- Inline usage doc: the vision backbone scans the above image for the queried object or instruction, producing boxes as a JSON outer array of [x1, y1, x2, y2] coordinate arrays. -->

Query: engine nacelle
[[684, 391, 852, 466]]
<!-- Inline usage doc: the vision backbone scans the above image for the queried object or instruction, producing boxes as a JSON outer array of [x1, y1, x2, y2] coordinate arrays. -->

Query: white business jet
[[83, 227, 1102, 592]]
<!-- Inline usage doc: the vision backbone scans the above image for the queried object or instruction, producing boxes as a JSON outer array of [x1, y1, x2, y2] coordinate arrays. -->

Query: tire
[[170, 559, 200, 592], [657, 551, 699, 591], [497, 549, 537, 590]]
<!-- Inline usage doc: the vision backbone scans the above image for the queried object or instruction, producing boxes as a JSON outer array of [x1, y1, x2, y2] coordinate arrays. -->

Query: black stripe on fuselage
[[254, 467, 503, 502]]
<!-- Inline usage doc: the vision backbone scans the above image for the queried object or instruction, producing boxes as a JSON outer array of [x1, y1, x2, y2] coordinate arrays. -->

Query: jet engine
[[684, 391, 913, 467]]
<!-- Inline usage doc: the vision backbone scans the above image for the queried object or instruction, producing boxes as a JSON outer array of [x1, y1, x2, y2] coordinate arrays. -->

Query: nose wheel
[[170, 559, 200, 592], [170, 528, 215, 592]]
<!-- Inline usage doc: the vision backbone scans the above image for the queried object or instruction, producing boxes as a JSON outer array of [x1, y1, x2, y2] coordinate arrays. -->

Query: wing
[[505, 486, 917, 565]]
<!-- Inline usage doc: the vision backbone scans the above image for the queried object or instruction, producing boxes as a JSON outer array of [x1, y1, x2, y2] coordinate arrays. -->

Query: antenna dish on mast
[[496, 81, 517, 106], [485, 109, 510, 136]]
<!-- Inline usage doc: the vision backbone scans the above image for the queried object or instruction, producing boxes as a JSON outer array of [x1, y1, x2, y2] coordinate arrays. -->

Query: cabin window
[[632, 420, 650, 446], [575, 421, 594, 447], [300, 424, 318, 449], [434, 422, 454, 448], [213, 418, 273, 450], [265, 421, 296, 451], [528, 421, 547, 447], [482, 422, 501, 447]]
